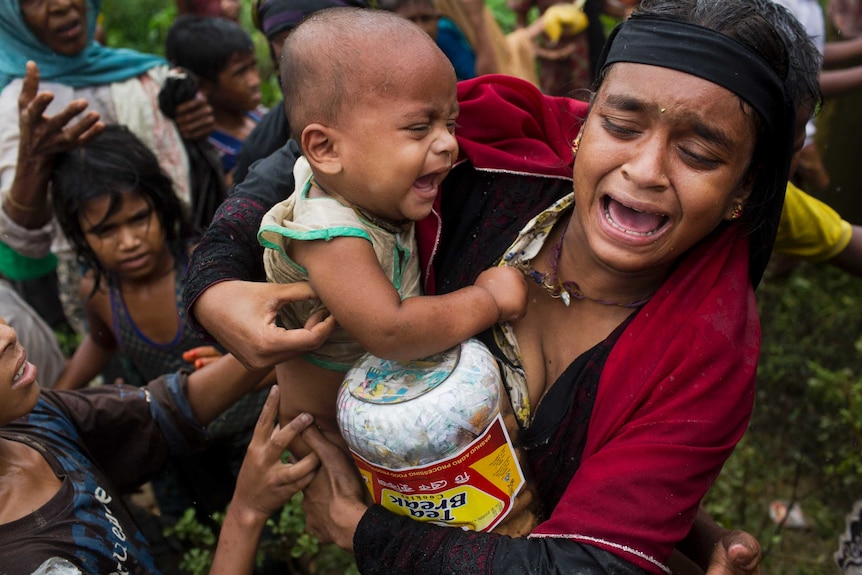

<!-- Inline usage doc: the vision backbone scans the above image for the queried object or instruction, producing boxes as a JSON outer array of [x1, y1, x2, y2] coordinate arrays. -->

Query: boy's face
[[0, 318, 40, 426], [203, 52, 262, 115], [324, 50, 458, 222]]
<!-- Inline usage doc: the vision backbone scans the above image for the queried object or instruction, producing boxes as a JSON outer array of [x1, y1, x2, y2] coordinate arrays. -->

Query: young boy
[[166, 15, 264, 185], [257, 7, 527, 458]]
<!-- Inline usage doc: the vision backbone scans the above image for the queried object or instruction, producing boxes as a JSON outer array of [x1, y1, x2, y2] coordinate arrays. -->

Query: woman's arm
[[183, 142, 310, 369], [210, 387, 319, 575], [301, 427, 762, 575]]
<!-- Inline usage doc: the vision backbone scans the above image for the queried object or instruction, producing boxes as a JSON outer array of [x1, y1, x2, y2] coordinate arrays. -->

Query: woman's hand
[[211, 386, 320, 575], [6, 61, 103, 226], [18, 61, 103, 159], [300, 424, 369, 552], [705, 530, 762, 575], [191, 280, 336, 371]]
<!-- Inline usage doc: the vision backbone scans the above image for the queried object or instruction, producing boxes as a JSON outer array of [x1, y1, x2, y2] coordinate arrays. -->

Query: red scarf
[[531, 226, 759, 573], [416, 75, 587, 293]]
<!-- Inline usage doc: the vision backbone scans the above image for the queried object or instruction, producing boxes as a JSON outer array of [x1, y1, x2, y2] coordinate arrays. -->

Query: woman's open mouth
[[53, 18, 84, 41], [603, 196, 669, 237]]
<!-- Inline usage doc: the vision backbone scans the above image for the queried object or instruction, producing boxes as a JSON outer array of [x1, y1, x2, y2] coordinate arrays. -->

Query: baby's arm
[[297, 236, 527, 360]]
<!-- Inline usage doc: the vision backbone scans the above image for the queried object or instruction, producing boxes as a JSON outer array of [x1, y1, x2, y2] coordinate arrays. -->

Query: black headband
[[597, 16, 790, 132]]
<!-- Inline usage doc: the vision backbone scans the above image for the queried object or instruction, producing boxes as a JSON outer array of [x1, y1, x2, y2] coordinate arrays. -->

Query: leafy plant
[[162, 496, 357, 575], [705, 263, 862, 575]]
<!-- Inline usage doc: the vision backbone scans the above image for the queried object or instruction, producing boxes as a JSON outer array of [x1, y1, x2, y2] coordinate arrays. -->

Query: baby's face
[[329, 51, 459, 223]]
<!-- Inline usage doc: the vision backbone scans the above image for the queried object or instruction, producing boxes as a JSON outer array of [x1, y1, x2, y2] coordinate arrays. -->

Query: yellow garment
[[775, 182, 852, 262], [542, 2, 588, 43]]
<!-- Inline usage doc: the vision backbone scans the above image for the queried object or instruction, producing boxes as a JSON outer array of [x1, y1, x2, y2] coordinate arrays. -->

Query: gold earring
[[730, 204, 744, 220], [572, 133, 583, 155]]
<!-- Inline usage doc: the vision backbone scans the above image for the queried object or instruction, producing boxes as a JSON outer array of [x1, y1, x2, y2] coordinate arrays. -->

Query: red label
[[351, 414, 525, 531]]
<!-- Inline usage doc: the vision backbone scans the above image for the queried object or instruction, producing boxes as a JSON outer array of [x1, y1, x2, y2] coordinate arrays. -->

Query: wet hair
[[280, 7, 444, 142], [165, 15, 254, 83], [593, 0, 802, 285], [50, 126, 191, 291]]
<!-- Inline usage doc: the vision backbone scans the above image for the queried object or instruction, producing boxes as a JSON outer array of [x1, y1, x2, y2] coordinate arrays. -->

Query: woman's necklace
[[516, 221, 653, 308]]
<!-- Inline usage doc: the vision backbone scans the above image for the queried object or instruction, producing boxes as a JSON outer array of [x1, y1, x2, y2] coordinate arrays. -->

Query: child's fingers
[[185, 345, 223, 369], [194, 356, 220, 369], [251, 385, 280, 442], [277, 452, 320, 485], [268, 412, 314, 454]]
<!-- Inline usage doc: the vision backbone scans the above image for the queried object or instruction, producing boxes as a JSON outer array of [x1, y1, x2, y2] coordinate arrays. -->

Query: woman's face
[[572, 63, 756, 277], [0, 318, 40, 426], [20, 0, 89, 56]]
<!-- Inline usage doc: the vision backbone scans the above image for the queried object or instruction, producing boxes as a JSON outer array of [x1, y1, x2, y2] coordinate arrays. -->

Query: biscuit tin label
[[351, 413, 524, 532]]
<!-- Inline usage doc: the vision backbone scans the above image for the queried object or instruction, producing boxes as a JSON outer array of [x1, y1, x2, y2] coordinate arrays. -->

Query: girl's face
[[20, 0, 89, 56], [571, 63, 756, 278], [0, 318, 40, 426], [79, 191, 170, 283]]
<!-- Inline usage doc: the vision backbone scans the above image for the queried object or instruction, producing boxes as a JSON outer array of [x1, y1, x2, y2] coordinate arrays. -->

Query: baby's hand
[[475, 267, 528, 322]]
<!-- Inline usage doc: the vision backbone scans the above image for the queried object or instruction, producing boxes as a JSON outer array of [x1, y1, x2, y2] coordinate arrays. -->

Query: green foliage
[[53, 323, 82, 359], [101, 0, 174, 55], [162, 496, 357, 575], [705, 263, 862, 575]]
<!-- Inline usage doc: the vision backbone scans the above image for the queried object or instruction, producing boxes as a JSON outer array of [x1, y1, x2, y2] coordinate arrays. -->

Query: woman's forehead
[[595, 63, 757, 145], [599, 64, 746, 114]]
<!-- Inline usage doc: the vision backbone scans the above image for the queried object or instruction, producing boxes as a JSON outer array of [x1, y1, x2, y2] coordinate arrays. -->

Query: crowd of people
[[0, 0, 859, 573]]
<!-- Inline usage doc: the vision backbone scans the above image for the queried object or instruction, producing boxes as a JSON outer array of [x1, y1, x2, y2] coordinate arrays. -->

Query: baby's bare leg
[[275, 359, 349, 459]]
